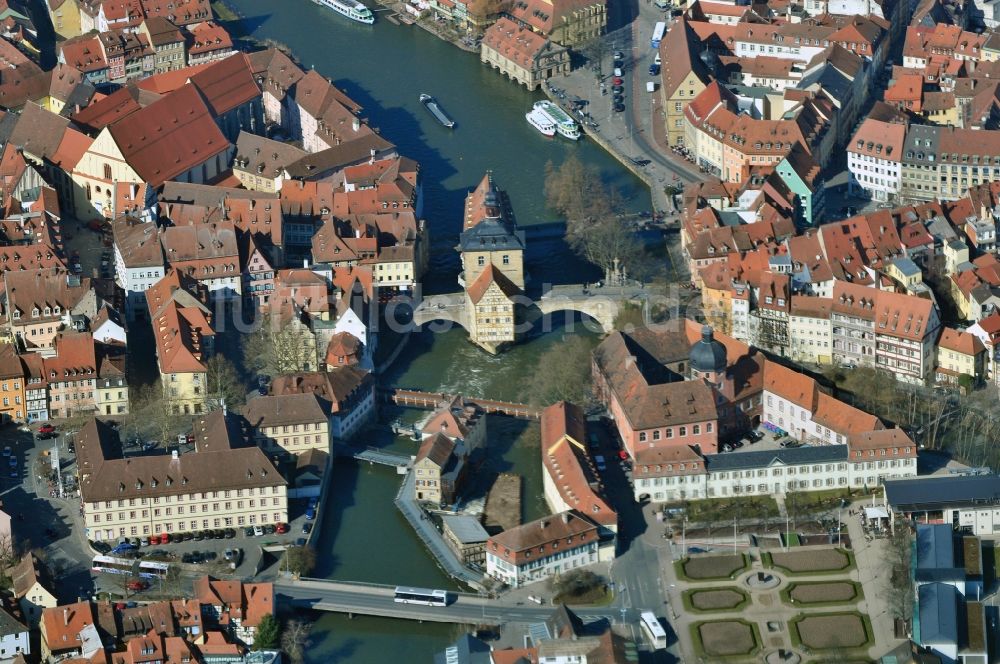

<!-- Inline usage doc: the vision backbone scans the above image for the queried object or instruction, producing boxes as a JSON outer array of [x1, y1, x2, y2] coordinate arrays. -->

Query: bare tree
[[204, 355, 246, 411], [128, 381, 185, 445], [243, 312, 317, 376], [524, 336, 598, 408], [544, 157, 641, 283], [281, 618, 312, 664]]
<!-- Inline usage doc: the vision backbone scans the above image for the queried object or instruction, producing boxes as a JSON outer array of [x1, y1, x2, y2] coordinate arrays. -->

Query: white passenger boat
[[525, 108, 556, 137], [533, 100, 580, 140], [313, 0, 375, 24]]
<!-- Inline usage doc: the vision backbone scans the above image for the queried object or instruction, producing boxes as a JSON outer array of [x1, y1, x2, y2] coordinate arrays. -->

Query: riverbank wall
[[373, 0, 479, 52], [541, 86, 667, 214]]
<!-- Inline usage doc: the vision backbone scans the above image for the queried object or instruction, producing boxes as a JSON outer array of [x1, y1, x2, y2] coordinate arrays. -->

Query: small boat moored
[[525, 108, 556, 137], [420, 94, 456, 129]]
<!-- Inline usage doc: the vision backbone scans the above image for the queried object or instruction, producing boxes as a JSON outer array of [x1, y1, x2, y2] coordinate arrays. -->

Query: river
[[223, 1, 648, 660]]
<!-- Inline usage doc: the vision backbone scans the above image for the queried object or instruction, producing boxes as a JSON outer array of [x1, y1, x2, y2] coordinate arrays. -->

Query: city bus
[[651, 21, 667, 49], [639, 611, 667, 650], [393, 586, 449, 606], [92, 555, 170, 580]]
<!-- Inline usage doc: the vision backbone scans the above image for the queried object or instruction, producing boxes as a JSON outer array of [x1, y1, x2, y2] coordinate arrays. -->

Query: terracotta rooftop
[[540, 401, 617, 528], [488, 511, 599, 566], [938, 326, 985, 356], [107, 84, 228, 187]]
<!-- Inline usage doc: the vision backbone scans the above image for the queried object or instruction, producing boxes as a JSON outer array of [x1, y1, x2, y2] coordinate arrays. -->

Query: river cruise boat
[[313, 0, 375, 24], [533, 100, 580, 140], [525, 108, 556, 137], [420, 94, 456, 128]]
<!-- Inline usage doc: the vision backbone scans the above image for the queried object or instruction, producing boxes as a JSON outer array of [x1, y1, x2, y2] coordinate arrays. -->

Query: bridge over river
[[276, 577, 635, 625], [411, 284, 649, 334]]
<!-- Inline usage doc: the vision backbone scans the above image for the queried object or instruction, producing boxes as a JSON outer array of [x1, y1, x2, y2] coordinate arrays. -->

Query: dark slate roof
[[884, 475, 1000, 511], [0, 607, 24, 637], [458, 218, 525, 253], [690, 325, 727, 373], [433, 633, 491, 664], [916, 524, 955, 570], [704, 445, 847, 472], [918, 582, 959, 646], [799, 65, 852, 103]]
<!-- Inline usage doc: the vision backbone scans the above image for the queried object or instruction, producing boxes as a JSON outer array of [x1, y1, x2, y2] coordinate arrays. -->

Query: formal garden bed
[[691, 619, 761, 659], [781, 581, 862, 607], [682, 587, 751, 612], [676, 553, 749, 581], [764, 548, 854, 575], [790, 612, 873, 652]]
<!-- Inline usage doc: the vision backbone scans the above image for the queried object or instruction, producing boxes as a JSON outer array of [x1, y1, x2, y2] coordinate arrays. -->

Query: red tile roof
[[482, 17, 552, 68], [938, 326, 985, 356], [186, 21, 233, 57], [108, 84, 229, 187], [540, 401, 617, 528], [187, 54, 259, 118]]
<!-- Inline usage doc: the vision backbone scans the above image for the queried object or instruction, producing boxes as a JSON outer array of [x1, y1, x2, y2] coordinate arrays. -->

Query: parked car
[[244, 527, 256, 537], [613, 103, 625, 113], [37, 424, 56, 437], [648, 63, 660, 76], [253, 525, 264, 537], [295, 538, 307, 547], [305, 508, 316, 521], [263, 524, 276, 535], [126, 580, 148, 592], [275, 522, 288, 534], [302, 522, 313, 535], [224, 528, 236, 539], [193, 531, 204, 541]]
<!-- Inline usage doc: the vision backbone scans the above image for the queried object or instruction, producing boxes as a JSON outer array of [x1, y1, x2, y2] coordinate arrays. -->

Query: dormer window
[[11, 311, 18, 320], [43, 307, 50, 316], [31, 308, 38, 318], [53, 306, 60, 314]]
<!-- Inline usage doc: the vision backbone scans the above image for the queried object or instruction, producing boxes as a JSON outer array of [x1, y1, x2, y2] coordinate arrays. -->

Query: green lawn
[[676, 496, 780, 522]]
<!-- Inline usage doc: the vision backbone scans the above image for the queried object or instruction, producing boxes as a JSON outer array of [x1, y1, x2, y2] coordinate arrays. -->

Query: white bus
[[393, 586, 449, 606], [651, 21, 667, 48], [640, 611, 667, 649], [92, 555, 169, 580]]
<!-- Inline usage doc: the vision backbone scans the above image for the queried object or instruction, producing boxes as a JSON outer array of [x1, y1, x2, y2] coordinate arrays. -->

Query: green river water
[[223, 1, 650, 659]]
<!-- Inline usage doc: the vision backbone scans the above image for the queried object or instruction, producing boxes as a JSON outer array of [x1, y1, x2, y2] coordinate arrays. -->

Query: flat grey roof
[[441, 514, 489, 544], [885, 475, 1000, 511], [705, 445, 847, 472]]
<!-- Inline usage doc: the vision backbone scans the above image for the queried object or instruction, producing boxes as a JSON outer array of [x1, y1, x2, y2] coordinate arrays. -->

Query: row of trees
[[823, 366, 1000, 468]]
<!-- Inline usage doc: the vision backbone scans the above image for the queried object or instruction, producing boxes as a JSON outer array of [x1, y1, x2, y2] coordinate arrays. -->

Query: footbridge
[[379, 388, 541, 419], [354, 447, 411, 469], [410, 284, 648, 334], [275, 577, 635, 625]]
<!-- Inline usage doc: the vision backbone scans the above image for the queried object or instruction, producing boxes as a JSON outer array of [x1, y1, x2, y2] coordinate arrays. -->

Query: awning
[[864, 506, 889, 519]]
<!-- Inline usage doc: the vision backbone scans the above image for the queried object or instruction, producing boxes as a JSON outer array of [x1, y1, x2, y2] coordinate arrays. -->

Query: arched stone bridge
[[410, 285, 648, 333]]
